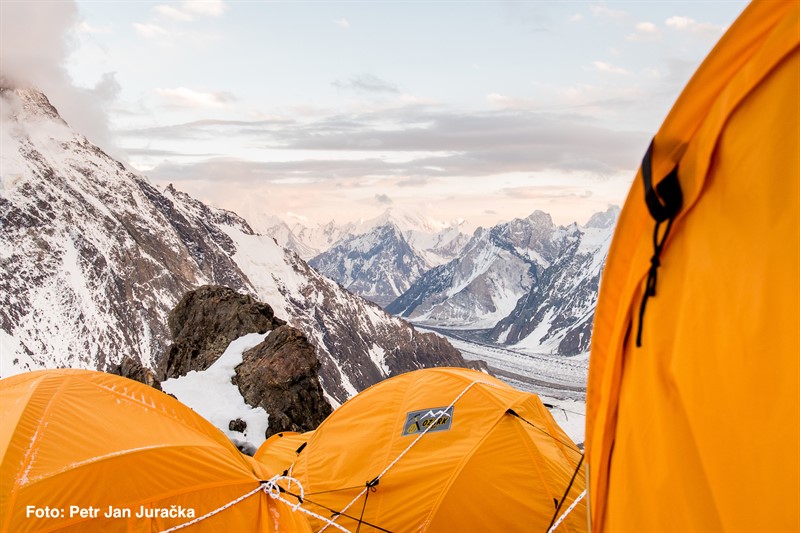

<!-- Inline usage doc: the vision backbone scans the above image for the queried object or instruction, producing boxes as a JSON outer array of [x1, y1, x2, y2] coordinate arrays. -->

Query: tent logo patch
[[402, 406, 454, 436]]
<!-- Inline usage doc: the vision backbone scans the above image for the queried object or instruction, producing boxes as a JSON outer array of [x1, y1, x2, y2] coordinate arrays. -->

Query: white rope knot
[[261, 475, 306, 503], [263, 478, 282, 499], [159, 474, 352, 533]]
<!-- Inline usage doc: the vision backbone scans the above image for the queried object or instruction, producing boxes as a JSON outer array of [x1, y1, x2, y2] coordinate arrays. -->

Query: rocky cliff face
[[236, 325, 332, 437], [164, 285, 285, 378]]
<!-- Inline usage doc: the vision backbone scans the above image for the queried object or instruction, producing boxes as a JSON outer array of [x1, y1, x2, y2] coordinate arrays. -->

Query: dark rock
[[107, 356, 162, 390], [229, 418, 247, 433], [231, 438, 257, 456], [465, 359, 491, 373], [163, 285, 285, 378], [235, 325, 333, 437]]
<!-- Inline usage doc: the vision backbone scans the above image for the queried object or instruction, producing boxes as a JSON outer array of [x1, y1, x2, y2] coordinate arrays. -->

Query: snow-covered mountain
[[308, 223, 429, 306], [263, 220, 355, 260], [0, 86, 468, 404], [356, 209, 471, 266], [265, 208, 469, 265], [387, 207, 619, 355], [262, 208, 469, 307]]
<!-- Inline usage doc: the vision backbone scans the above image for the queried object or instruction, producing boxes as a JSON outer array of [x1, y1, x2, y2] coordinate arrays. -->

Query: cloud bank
[[0, 0, 120, 151]]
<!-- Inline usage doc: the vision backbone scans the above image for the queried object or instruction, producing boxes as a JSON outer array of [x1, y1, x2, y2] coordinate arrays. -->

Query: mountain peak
[[585, 205, 621, 229], [364, 208, 450, 234], [1, 85, 65, 124], [525, 210, 555, 227]]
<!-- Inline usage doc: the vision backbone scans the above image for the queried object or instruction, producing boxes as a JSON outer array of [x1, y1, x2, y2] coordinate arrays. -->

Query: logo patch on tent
[[401, 406, 454, 436]]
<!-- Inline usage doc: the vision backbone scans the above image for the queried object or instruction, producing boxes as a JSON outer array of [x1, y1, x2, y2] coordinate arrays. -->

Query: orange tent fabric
[[586, 1, 799, 531], [287, 367, 586, 533], [254, 431, 313, 476], [0, 369, 311, 532]]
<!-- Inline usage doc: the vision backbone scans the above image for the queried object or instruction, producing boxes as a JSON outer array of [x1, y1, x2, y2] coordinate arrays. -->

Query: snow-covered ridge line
[[388, 206, 619, 355]]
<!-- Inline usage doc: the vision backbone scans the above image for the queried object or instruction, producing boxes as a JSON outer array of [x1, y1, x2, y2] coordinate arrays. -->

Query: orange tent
[[254, 431, 314, 477], [0, 369, 311, 532], [286, 367, 586, 532], [586, 1, 799, 531]]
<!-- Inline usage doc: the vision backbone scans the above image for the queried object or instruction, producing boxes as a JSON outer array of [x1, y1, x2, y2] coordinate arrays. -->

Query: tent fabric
[[254, 431, 314, 476], [287, 367, 586, 533], [585, 1, 799, 531], [0, 369, 311, 532]]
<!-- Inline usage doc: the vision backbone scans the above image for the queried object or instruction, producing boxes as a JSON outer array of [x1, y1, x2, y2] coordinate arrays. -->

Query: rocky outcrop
[[163, 285, 332, 437], [163, 286, 285, 378], [107, 356, 162, 390], [235, 325, 332, 437]]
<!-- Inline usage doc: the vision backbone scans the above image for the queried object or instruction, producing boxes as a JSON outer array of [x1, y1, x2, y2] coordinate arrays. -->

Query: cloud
[[592, 61, 630, 75], [627, 21, 661, 41], [335, 18, 350, 29], [590, 5, 629, 20], [77, 21, 112, 34], [569, 13, 584, 23], [154, 5, 194, 21], [665, 16, 693, 30], [0, 0, 121, 152], [154, 87, 237, 108], [501, 185, 593, 200], [500, 3, 553, 32], [486, 93, 536, 110], [0, 1, 78, 87], [130, 106, 648, 184], [181, 0, 227, 17], [665, 16, 725, 39], [375, 194, 393, 205], [636, 21, 658, 33], [397, 177, 429, 187], [333, 74, 399, 94], [134, 23, 168, 39]]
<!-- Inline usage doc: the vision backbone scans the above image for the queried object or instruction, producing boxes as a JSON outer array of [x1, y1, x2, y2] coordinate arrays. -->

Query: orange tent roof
[[286, 367, 586, 532], [254, 431, 314, 476], [586, 1, 799, 530], [0, 369, 311, 532]]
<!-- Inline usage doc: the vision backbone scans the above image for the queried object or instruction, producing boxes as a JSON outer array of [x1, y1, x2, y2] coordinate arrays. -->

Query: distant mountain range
[[0, 86, 469, 404], [257, 190, 618, 357], [388, 207, 619, 355], [262, 208, 470, 306], [263, 199, 618, 356]]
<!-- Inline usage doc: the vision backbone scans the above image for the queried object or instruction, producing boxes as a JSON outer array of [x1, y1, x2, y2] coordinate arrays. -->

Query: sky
[[1, 0, 748, 230]]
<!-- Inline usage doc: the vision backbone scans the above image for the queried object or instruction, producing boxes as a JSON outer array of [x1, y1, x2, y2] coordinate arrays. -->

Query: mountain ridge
[[387, 206, 619, 354], [0, 86, 471, 404]]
